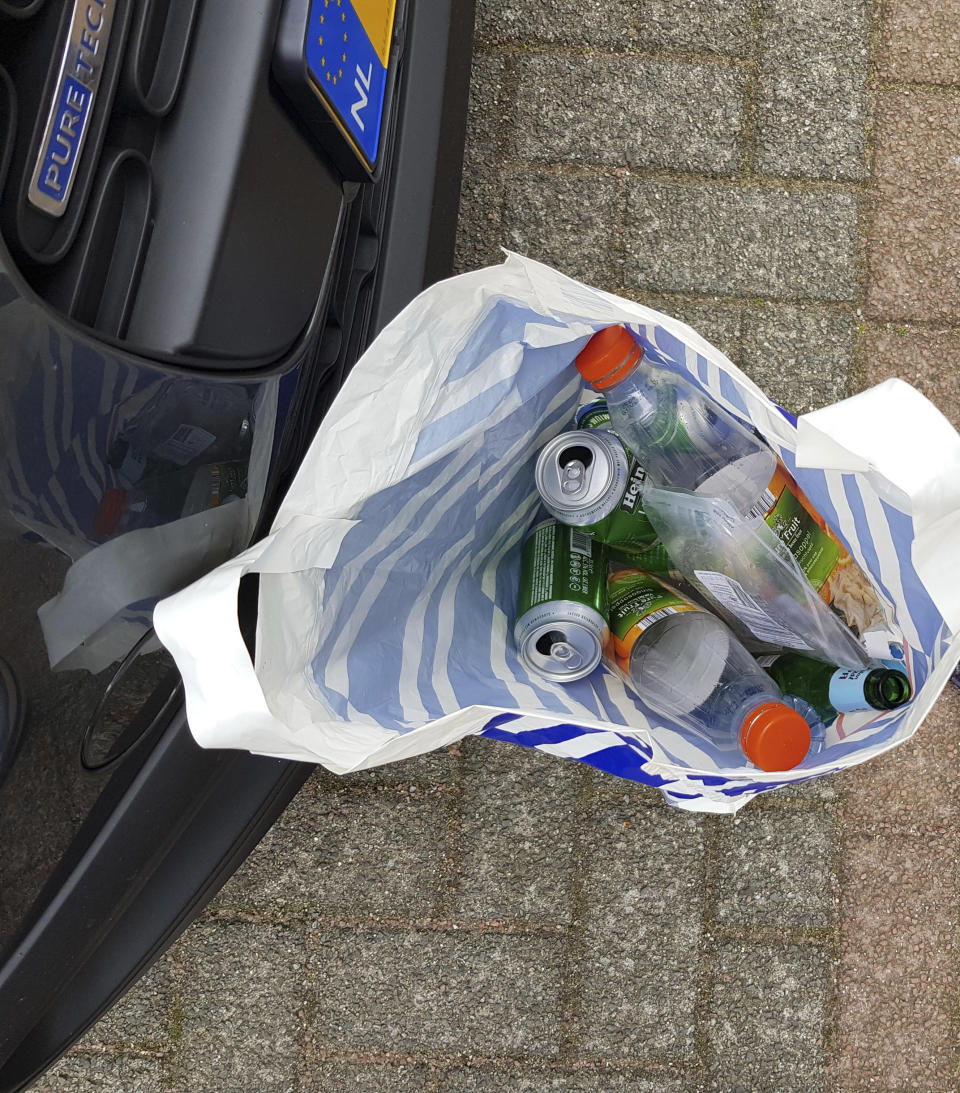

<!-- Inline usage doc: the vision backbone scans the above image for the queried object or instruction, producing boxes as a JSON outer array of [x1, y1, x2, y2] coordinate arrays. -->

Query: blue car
[[0, 0, 473, 1086]]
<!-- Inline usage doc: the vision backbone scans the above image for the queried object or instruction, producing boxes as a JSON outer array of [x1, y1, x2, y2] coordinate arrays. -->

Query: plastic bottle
[[574, 326, 776, 514], [758, 651, 912, 725], [607, 568, 811, 771], [780, 693, 827, 757], [574, 326, 884, 659]]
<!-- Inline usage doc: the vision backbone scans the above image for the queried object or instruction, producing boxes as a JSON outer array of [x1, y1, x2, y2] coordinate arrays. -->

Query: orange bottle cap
[[739, 701, 811, 772], [575, 325, 643, 390]]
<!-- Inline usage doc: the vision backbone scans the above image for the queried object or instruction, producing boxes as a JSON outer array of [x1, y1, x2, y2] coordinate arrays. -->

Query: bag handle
[[797, 378, 960, 634], [153, 515, 357, 757]]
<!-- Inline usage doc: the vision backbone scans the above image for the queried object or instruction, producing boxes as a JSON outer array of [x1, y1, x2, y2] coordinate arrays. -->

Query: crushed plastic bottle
[[574, 326, 775, 514], [574, 326, 879, 666]]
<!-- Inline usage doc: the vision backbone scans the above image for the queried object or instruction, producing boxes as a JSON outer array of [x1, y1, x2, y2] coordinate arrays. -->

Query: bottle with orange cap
[[607, 567, 812, 772], [575, 326, 888, 650], [575, 325, 778, 514]]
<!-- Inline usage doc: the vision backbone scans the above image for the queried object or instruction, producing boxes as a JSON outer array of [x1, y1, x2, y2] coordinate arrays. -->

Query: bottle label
[[693, 570, 812, 650], [756, 464, 841, 590], [207, 461, 249, 506], [757, 463, 886, 636], [607, 569, 699, 673], [827, 668, 871, 712]]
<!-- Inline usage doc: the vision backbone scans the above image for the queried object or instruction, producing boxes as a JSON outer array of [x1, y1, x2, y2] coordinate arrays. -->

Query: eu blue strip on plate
[[304, 0, 390, 167]]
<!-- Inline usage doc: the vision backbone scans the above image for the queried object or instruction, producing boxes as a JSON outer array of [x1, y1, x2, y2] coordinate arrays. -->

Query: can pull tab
[[560, 459, 590, 496], [549, 641, 583, 670]]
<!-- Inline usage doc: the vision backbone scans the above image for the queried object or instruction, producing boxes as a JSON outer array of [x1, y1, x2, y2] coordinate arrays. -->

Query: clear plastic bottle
[[575, 325, 776, 514], [574, 327, 883, 666], [607, 568, 811, 771], [780, 693, 827, 757]]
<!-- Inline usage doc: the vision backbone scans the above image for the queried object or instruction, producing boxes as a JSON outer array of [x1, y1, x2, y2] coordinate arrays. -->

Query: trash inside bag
[[154, 255, 960, 813]]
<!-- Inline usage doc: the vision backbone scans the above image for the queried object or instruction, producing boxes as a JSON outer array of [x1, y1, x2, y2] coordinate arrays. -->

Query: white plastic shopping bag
[[154, 255, 960, 813]]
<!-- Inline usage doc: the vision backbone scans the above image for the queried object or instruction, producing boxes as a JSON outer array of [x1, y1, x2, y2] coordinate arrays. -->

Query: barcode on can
[[693, 569, 812, 649], [745, 487, 778, 523], [570, 529, 593, 557]]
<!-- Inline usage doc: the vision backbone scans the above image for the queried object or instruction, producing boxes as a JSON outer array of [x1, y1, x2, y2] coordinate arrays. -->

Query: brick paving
[[35, 0, 960, 1090]]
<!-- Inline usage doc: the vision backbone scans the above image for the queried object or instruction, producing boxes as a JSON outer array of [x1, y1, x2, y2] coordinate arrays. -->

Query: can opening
[[536, 630, 568, 656], [558, 444, 594, 470]]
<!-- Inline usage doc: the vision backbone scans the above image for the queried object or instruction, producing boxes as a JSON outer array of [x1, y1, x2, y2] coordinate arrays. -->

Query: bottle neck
[[861, 668, 911, 710], [596, 361, 642, 398], [826, 666, 909, 712]]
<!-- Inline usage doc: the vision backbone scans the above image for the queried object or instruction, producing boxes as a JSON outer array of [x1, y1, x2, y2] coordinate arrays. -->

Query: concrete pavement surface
[[34, 0, 960, 1089]]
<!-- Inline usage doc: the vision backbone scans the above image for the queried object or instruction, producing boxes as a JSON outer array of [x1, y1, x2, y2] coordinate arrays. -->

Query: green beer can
[[534, 429, 657, 554], [514, 519, 608, 683]]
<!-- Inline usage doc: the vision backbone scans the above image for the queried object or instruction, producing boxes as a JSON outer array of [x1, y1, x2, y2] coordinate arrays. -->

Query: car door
[[0, 1, 473, 1087]]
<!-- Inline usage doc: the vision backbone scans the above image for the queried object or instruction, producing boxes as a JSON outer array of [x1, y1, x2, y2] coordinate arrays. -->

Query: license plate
[[304, 0, 396, 171]]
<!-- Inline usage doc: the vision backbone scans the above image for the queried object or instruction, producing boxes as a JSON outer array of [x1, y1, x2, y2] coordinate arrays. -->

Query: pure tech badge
[[27, 0, 117, 217]]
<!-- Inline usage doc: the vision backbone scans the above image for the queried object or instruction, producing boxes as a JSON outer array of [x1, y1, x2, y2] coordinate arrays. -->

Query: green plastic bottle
[[758, 652, 912, 725]]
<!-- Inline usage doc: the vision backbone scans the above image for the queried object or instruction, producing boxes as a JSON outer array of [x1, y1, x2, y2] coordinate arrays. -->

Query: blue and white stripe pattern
[[0, 290, 267, 672], [0, 315, 174, 666], [0, 318, 130, 560], [304, 259, 956, 812]]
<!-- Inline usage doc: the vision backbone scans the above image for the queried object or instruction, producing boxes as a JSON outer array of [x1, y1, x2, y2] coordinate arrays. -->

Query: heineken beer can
[[534, 430, 657, 552], [514, 519, 608, 683]]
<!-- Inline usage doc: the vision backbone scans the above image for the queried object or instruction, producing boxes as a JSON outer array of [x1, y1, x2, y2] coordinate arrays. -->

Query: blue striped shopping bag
[[154, 255, 960, 813]]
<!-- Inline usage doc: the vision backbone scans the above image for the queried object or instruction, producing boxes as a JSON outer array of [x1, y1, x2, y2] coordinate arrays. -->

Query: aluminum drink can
[[514, 519, 608, 683], [534, 430, 657, 552]]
